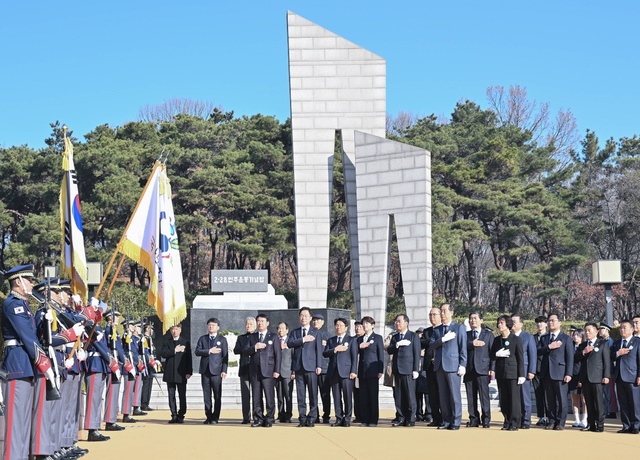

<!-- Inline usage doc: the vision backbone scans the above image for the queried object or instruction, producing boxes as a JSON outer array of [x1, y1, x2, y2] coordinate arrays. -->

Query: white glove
[[64, 358, 74, 369], [90, 297, 99, 307], [412, 371, 419, 380], [44, 367, 55, 384], [115, 369, 122, 380], [95, 332, 104, 343], [517, 377, 525, 385], [495, 348, 510, 358], [397, 339, 411, 347], [44, 310, 54, 322], [129, 368, 136, 378], [72, 294, 82, 306], [457, 365, 466, 377], [442, 331, 456, 342], [76, 349, 87, 361], [72, 323, 85, 337]]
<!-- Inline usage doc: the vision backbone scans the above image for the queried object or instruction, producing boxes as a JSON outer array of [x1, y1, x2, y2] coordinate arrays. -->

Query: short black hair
[[469, 310, 483, 320], [395, 313, 410, 324], [361, 316, 375, 326], [299, 306, 311, 316], [497, 315, 513, 330], [334, 317, 348, 327], [256, 313, 269, 322], [207, 317, 220, 326], [535, 316, 547, 323]]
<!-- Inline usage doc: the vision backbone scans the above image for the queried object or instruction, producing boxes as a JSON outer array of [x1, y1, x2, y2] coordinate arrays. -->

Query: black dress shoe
[[176, 418, 184, 424], [105, 423, 125, 431], [466, 420, 479, 427], [545, 424, 554, 430], [241, 420, 251, 424], [507, 426, 518, 431], [307, 421, 315, 427], [427, 421, 441, 427], [606, 412, 617, 419], [122, 415, 137, 423], [343, 421, 351, 427], [263, 421, 273, 427], [251, 422, 263, 427], [581, 425, 591, 432], [423, 416, 433, 423], [617, 428, 629, 433], [437, 424, 450, 430], [630, 429, 640, 434], [168, 418, 178, 424], [391, 420, 405, 427], [447, 425, 460, 430], [553, 425, 564, 431], [210, 420, 219, 424], [519, 424, 529, 429], [87, 430, 110, 442], [405, 421, 415, 427], [133, 408, 147, 416], [141, 406, 154, 411], [203, 419, 212, 424]]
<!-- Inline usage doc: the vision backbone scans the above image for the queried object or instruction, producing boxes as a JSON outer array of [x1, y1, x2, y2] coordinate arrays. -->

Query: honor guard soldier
[[83, 299, 119, 441], [32, 278, 85, 459], [141, 320, 157, 411], [131, 320, 147, 416], [56, 279, 90, 457], [0, 265, 53, 460], [121, 318, 139, 423], [103, 308, 126, 432]]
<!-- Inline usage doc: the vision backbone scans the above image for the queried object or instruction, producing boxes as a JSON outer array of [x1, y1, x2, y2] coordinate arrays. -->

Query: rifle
[[41, 278, 62, 401]]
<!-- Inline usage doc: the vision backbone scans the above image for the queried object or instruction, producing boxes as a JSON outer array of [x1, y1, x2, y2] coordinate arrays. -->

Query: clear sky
[[1, 1, 638, 150]]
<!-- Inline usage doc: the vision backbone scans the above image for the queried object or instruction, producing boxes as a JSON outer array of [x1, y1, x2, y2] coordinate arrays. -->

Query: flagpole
[[104, 253, 126, 301], [94, 161, 162, 299], [62, 126, 78, 297]]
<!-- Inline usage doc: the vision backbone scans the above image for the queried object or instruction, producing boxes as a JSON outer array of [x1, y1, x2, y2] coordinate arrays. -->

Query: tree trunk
[[464, 240, 478, 307]]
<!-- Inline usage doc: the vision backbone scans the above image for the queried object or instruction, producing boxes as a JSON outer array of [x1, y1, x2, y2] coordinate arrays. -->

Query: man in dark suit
[[160, 322, 192, 424], [537, 311, 573, 430], [575, 321, 610, 432], [511, 314, 537, 428], [532, 315, 549, 426], [430, 303, 467, 430], [233, 316, 256, 424], [611, 319, 640, 434], [195, 317, 228, 424], [464, 310, 494, 428], [323, 318, 357, 427], [357, 316, 384, 427], [421, 307, 443, 427], [491, 315, 525, 431], [287, 307, 323, 427], [275, 322, 293, 423], [387, 314, 421, 427], [312, 313, 331, 424], [242, 314, 281, 427]]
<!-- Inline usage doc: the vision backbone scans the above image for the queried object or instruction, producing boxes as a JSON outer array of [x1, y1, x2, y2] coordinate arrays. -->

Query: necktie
[[588, 341, 592, 347], [302, 328, 307, 337], [550, 334, 555, 342], [443, 325, 448, 334], [259, 333, 264, 342], [473, 330, 478, 340], [337, 336, 342, 345], [399, 333, 404, 341], [623, 339, 628, 348]]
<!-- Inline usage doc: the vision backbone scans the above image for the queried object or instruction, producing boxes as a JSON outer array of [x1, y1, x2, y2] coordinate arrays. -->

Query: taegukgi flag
[[60, 137, 88, 303]]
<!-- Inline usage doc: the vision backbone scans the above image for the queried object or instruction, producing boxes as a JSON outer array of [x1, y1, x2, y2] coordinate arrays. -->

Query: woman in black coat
[[490, 315, 524, 431]]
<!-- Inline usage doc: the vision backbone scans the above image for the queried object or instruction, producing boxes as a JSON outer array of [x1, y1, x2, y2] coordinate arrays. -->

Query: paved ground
[[78, 410, 636, 459]]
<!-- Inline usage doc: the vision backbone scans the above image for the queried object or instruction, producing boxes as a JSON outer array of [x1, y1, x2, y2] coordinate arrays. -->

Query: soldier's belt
[[54, 345, 66, 352], [3, 339, 23, 347], [88, 352, 101, 357]]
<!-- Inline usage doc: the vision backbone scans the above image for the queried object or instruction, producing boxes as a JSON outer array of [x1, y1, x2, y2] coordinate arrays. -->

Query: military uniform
[[103, 309, 126, 432], [1, 265, 52, 460]]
